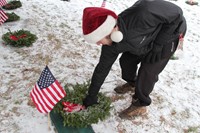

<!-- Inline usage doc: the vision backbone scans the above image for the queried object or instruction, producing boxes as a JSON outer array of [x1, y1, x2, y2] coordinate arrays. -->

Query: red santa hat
[[82, 7, 123, 43]]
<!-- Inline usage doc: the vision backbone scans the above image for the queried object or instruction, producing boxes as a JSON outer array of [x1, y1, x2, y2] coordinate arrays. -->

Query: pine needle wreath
[[5, 12, 20, 22], [185, 1, 198, 5], [2, 29, 38, 47], [2, 1, 22, 10], [53, 82, 112, 128], [170, 54, 178, 60]]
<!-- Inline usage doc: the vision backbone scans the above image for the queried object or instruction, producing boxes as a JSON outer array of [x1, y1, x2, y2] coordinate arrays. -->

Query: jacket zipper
[[140, 36, 146, 44], [171, 42, 174, 52]]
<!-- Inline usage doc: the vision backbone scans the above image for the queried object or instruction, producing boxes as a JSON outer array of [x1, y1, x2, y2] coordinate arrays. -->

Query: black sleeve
[[88, 45, 119, 96]]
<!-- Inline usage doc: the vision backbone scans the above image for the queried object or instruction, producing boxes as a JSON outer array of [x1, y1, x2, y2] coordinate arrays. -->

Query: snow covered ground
[[0, 0, 200, 132]]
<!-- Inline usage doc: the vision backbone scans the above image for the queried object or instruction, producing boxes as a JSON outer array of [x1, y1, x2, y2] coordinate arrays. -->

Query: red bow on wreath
[[9, 34, 27, 41], [10, 35, 18, 41], [62, 101, 85, 113]]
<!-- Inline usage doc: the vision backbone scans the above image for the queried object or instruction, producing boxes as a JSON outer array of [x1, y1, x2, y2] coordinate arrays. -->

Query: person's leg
[[119, 52, 141, 83], [119, 38, 179, 119], [114, 52, 141, 94], [133, 57, 170, 106], [134, 38, 180, 106], [119, 31, 182, 119], [119, 57, 170, 119]]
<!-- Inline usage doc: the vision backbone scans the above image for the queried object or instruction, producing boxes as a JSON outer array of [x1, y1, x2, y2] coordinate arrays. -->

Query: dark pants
[[119, 44, 177, 106]]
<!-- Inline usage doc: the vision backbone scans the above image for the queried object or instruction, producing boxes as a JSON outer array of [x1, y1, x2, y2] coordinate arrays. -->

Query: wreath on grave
[[170, 54, 178, 60], [2, 29, 38, 47], [53, 82, 112, 128], [2, 1, 22, 10], [185, 0, 198, 5], [5, 12, 20, 22]]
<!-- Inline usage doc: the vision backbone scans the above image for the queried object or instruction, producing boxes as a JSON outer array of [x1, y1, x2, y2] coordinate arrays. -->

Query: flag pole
[[45, 57, 51, 131], [101, 0, 106, 8], [1, 25, 3, 37], [48, 113, 51, 131], [1, 25, 3, 35], [45, 56, 49, 66]]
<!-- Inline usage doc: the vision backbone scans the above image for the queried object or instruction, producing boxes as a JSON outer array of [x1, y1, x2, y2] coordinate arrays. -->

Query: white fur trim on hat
[[83, 15, 116, 43]]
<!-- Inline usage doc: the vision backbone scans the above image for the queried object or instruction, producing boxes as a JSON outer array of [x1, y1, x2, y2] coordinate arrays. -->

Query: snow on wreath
[[2, 0, 22, 10], [5, 12, 20, 22], [53, 82, 112, 128], [2, 29, 38, 47]]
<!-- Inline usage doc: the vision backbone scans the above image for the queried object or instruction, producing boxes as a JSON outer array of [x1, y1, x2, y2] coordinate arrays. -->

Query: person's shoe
[[114, 83, 135, 94], [119, 104, 147, 119]]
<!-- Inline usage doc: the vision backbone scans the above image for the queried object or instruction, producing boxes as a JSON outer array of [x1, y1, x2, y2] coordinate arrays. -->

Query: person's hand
[[144, 43, 163, 64], [83, 95, 98, 108]]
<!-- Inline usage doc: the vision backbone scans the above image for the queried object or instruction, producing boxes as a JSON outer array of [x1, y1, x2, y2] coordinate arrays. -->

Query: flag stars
[[37, 66, 56, 89]]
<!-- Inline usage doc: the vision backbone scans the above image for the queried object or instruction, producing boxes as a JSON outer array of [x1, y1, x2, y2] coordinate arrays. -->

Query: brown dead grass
[[110, 94, 126, 102]]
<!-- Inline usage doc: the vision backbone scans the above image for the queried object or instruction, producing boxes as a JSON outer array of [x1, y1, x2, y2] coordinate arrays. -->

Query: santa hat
[[82, 7, 123, 43]]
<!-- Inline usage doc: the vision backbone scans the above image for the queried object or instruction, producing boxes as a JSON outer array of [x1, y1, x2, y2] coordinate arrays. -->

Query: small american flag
[[101, 0, 106, 8], [0, 9, 8, 25], [30, 66, 66, 114], [0, 0, 7, 7]]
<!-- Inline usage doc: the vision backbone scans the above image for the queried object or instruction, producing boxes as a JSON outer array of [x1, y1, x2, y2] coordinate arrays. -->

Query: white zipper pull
[[171, 42, 174, 52], [140, 36, 146, 44]]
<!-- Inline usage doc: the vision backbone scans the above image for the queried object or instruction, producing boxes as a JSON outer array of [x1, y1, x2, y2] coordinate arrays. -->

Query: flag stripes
[[30, 81, 66, 113], [101, 0, 106, 8], [0, 0, 7, 7], [30, 66, 66, 114], [0, 9, 8, 25], [31, 84, 51, 113]]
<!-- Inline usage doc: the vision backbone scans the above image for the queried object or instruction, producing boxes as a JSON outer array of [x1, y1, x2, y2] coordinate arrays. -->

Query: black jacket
[[88, 0, 187, 96]]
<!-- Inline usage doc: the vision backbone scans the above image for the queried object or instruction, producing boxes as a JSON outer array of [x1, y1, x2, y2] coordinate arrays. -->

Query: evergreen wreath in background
[[2, 29, 38, 47], [53, 82, 112, 128], [5, 12, 20, 22], [170, 54, 178, 60], [185, 0, 198, 5], [2, 1, 22, 10]]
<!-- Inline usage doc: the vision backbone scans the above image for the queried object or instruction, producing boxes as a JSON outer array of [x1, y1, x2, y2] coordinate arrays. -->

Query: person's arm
[[83, 45, 119, 107]]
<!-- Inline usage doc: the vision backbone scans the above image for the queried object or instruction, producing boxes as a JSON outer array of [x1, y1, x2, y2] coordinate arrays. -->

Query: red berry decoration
[[9, 35, 19, 41]]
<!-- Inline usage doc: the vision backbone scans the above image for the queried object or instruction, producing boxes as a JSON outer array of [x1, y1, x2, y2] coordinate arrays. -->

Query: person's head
[[82, 7, 123, 46]]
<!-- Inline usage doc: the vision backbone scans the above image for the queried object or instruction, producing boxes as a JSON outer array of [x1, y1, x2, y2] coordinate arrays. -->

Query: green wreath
[[5, 12, 20, 22], [53, 82, 112, 128], [2, 29, 38, 47], [2, 1, 22, 10], [185, 0, 198, 5], [170, 54, 178, 60]]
